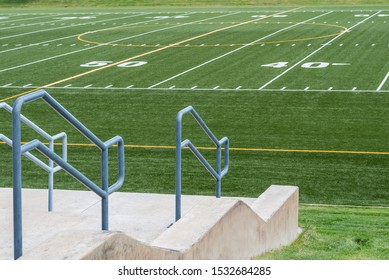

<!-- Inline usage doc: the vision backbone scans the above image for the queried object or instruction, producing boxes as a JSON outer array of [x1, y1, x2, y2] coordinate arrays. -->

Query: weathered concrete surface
[[0, 185, 299, 260]]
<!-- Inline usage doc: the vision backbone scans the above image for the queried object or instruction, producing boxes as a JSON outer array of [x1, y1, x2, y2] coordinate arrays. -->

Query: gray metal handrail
[[12, 89, 125, 259], [175, 106, 229, 221], [0, 102, 67, 212]]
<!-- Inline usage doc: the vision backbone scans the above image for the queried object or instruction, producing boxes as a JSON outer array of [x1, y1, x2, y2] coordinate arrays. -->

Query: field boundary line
[[4, 85, 389, 93], [0, 7, 301, 103], [148, 11, 333, 89], [377, 71, 389, 92], [258, 11, 382, 90]]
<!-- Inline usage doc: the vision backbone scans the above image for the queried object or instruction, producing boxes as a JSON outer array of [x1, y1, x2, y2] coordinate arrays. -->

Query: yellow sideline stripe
[[300, 203, 389, 209], [2, 141, 389, 155], [0, 6, 303, 104]]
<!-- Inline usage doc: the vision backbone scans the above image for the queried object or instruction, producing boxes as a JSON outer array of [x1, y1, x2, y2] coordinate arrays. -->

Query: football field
[[1, 5, 389, 208]]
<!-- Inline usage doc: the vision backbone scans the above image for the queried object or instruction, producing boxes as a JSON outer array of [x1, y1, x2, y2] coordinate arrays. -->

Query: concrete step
[[0, 186, 299, 260]]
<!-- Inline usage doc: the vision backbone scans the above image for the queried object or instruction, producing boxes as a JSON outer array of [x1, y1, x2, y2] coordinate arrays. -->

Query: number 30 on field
[[80, 61, 147, 68], [261, 62, 348, 69]]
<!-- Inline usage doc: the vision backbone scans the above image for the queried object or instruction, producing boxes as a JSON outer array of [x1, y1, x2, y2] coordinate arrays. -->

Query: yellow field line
[[300, 203, 389, 209], [2, 141, 389, 155], [0, 6, 302, 104], [77, 21, 347, 48]]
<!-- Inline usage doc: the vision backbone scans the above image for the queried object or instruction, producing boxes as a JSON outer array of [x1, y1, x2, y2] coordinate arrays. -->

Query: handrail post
[[101, 149, 109, 230], [175, 112, 183, 221], [12, 101, 23, 260], [175, 106, 229, 222], [48, 139, 54, 212], [216, 144, 222, 198]]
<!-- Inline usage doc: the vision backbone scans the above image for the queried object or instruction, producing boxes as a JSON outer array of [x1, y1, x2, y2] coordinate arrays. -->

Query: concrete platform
[[0, 186, 299, 260]]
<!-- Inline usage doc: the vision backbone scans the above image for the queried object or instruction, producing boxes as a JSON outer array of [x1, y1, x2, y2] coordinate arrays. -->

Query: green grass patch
[[258, 205, 389, 259]]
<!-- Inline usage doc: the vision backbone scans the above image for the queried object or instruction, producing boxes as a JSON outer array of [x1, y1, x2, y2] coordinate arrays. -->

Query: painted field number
[[261, 62, 349, 69], [301, 62, 330, 68], [80, 61, 147, 68]]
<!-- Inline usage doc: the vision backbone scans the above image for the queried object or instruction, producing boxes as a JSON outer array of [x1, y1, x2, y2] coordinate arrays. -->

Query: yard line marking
[[0, 13, 150, 40], [0, 18, 169, 70], [0, 12, 240, 103], [0, 12, 233, 74], [149, 10, 331, 89], [0, 13, 153, 54], [258, 11, 382, 90], [4, 84, 389, 94], [0, 14, 61, 25], [332, 63, 350, 66], [376, 71, 389, 91], [0, 18, 73, 31]]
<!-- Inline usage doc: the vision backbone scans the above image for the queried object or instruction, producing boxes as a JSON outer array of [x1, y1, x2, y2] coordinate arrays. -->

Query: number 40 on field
[[261, 62, 350, 69]]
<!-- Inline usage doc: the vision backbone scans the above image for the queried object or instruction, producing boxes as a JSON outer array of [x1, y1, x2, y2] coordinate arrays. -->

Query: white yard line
[[0, 13, 152, 55], [148, 12, 333, 89], [258, 11, 382, 90], [0, 12, 150, 40], [0, 18, 76, 31], [0, 14, 63, 24], [376, 71, 389, 92], [0, 13, 235, 73]]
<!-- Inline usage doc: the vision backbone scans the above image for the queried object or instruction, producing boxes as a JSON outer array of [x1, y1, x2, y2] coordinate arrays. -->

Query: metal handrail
[[0, 102, 67, 212], [175, 106, 229, 221], [11, 89, 125, 259]]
